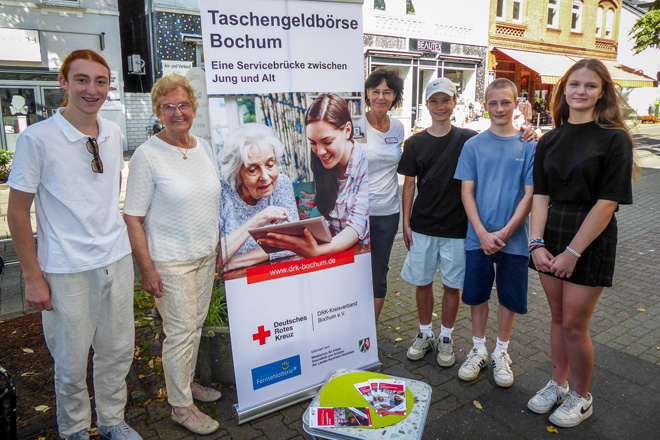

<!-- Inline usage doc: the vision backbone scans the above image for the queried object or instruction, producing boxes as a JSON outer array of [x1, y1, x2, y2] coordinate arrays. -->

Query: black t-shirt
[[534, 121, 633, 205], [397, 126, 478, 238]]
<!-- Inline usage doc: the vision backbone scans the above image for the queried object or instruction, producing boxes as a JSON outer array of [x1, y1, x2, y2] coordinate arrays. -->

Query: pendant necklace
[[166, 132, 193, 160], [177, 145, 189, 160]]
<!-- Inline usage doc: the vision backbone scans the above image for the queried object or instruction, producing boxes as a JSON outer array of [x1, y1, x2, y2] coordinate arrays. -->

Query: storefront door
[[415, 68, 436, 130], [1, 85, 64, 151]]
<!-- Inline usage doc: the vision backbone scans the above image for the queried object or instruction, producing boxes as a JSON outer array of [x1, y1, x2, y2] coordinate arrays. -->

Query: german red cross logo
[[253, 325, 272, 345]]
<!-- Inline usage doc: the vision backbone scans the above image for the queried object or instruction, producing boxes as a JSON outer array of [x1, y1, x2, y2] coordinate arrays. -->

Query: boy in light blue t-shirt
[[453, 78, 536, 388]]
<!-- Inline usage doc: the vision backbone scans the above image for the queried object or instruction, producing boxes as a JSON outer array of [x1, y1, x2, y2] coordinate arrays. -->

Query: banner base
[[232, 361, 381, 425]]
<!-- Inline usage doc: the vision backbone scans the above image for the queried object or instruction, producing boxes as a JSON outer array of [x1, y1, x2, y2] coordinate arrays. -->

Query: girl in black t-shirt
[[527, 59, 636, 428]]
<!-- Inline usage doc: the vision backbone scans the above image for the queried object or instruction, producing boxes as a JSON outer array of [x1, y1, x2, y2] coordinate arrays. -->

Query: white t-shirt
[[8, 108, 132, 273], [364, 116, 404, 216], [123, 135, 221, 262]]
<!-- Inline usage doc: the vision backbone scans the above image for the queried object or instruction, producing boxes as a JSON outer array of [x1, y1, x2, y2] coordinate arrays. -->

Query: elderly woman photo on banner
[[257, 93, 370, 256], [123, 74, 222, 436], [217, 123, 299, 272]]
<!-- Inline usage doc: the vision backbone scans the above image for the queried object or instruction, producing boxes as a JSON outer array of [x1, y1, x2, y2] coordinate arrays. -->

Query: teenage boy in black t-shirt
[[398, 78, 477, 367]]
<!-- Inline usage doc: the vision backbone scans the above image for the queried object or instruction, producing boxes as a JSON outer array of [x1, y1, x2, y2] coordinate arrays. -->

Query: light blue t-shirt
[[454, 129, 536, 256]]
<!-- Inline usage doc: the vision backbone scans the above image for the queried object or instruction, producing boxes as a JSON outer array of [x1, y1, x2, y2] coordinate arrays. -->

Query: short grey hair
[[219, 123, 285, 191]]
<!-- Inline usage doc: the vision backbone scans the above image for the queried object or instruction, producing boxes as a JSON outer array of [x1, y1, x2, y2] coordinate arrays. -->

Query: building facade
[[618, 1, 660, 116], [118, 0, 203, 148], [363, 0, 490, 131], [488, 0, 656, 117], [0, 0, 127, 151]]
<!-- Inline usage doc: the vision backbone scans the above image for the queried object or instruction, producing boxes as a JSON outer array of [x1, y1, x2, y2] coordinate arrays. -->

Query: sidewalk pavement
[[122, 157, 660, 440], [3, 124, 660, 439]]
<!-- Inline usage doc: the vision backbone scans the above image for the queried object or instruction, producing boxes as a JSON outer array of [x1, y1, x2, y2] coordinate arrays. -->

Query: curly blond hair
[[150, 73, 198, 114]]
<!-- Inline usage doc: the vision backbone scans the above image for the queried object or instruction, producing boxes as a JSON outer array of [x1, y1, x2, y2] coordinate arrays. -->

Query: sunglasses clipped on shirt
[[87, 137, 104, 174]]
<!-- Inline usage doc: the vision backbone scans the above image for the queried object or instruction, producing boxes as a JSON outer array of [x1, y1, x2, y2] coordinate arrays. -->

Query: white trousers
[[42, 254, 135, 438], [153, 253, 215, 407]]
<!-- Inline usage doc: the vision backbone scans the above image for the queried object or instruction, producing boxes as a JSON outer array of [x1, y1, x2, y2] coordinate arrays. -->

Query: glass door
[[42, 87, 65, 118], [0, 85, 64, 151], [1, 87, 38, 152], [415, 68, 437, 130]]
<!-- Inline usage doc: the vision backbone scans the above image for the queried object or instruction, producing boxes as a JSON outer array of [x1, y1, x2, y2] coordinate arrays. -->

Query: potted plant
[[196, 276, 234, 385], [0, 150, 13, 184]]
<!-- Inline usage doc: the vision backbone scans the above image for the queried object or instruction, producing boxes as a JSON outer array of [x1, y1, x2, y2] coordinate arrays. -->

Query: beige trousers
[[153, 253, 215, 407], [42, 254, 134, 438]]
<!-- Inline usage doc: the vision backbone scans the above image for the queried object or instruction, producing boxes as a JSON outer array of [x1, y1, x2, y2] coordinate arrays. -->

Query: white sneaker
[[528, 380, 570, 414], [98, 421, 143, 440], [436, 337, 455, 367], [491, 351, 514, 388], [66, 430, 90, 440], [549, 390, 593, 428], [407, 332, 435, 360], [458, 347, 488, 381]]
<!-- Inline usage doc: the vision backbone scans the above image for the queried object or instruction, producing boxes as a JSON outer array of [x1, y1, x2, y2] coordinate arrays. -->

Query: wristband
[[529, 245, 545, 253], [565, 246, 581, 258], [528, 238, 544, 247]]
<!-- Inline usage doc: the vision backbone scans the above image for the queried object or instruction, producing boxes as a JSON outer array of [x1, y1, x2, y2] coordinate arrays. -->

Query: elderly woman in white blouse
[[217, 123, 299, 272], [124, 74, 221, 436]]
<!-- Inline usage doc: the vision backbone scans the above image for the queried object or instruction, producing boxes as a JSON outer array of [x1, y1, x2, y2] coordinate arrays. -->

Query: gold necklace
[[177, 145, 190, 160], [164, 131, 194, 160]]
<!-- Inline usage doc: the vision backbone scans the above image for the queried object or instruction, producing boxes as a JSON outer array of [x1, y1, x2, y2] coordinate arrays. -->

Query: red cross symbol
[[252, 325, 271, 345]]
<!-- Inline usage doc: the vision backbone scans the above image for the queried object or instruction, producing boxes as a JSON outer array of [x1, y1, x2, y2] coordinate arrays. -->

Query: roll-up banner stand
[[200, 0, 378, 425]]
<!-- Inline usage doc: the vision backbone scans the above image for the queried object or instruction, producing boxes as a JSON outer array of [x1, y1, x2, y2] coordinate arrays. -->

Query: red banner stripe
[[246, 250, 354, 284]]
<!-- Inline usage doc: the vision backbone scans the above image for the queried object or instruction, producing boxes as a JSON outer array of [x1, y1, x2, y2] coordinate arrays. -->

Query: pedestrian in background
[[528, 58, 636, 428]]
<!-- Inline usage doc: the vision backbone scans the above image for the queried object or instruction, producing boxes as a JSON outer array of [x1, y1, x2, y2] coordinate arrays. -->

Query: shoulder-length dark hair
[[364, 69, 404, 109], [551, 58, 637, 178], [305, 93, 353, 219]]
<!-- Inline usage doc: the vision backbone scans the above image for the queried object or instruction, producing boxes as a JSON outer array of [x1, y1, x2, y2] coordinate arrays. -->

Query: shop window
[[496, 0, 505, 20], [605, 8, 614, 38], [40, 0, 81, 6], [195, 43, 205, 69], [547, 0, 559, 28], [571, 1, 583, 32], [512, 0, 523, 23], [596, 6, 603, 37], [406, 0, 415, 15], [374, 0, 385, 11]]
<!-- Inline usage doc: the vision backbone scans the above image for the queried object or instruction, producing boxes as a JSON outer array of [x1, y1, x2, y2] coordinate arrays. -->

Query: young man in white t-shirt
[[7, 51, 141, 440]]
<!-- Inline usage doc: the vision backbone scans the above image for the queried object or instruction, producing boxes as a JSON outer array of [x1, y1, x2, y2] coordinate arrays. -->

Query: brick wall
[[124, 92, 155, 149]]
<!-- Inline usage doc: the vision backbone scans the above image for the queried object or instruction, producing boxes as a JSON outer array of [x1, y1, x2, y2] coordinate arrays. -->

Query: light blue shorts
[[400, 231, 466, 289]]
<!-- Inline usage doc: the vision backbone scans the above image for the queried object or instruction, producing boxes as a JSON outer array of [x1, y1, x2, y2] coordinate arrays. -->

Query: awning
[[577, 58, 657, 88], [495, 48, 576, 84], [493, 47, 657, 88]]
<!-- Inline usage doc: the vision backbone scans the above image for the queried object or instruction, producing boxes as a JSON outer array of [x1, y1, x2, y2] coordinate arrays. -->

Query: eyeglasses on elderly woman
[[159, 102, 192, 115]]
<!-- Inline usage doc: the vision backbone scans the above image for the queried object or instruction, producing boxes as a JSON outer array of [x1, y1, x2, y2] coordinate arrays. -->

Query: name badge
[[385, 137, 399, 144]]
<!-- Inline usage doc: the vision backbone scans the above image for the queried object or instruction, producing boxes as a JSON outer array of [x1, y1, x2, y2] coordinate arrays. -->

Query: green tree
[[629, 1, 660, 54]]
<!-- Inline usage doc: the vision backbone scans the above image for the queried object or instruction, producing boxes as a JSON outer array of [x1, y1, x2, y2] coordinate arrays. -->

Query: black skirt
[[529, 201, 618, 287]]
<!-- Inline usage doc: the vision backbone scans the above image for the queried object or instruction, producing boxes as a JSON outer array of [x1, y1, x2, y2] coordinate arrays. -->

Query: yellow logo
[[281, 361, 289, 371]]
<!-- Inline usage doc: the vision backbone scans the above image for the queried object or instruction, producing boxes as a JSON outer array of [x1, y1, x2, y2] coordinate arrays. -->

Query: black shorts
[[529, 201, 618, 287]]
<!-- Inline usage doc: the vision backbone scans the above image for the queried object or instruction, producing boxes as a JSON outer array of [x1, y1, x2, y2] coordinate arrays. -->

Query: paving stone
[[251, 412, 302, 439], [587, 405, 660, 440], [5, 129, 660, 438], [594, 342, 660, 385]]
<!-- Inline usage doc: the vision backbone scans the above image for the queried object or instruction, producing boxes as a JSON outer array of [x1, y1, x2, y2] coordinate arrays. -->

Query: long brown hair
[[305, 93, 353, 219], [59, 49, 111, 108], [550, 58, 638, 179]]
